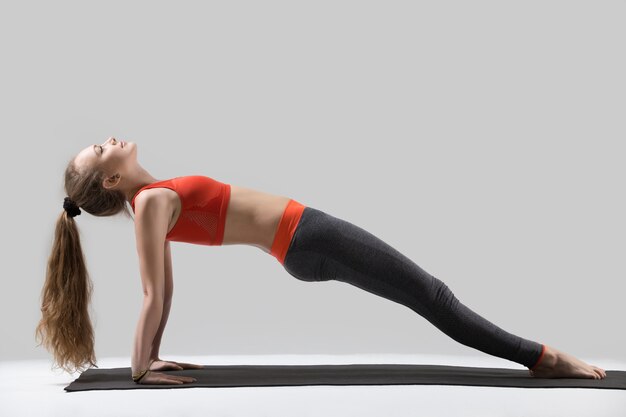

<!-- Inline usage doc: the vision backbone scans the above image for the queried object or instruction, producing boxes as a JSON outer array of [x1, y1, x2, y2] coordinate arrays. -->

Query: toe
[[592, 366, 606, 379]]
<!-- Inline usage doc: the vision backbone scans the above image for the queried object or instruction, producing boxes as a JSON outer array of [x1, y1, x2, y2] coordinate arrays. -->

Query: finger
[[151, 377, 182, 385], [176, 362, 204, 369], [161, 376, 186, 384], [159, 360, 186, 370], [160, 362, 184, 371], [162, 372, 196, 383], [150, 362, 182, 371], [162, 378, 183, 384]]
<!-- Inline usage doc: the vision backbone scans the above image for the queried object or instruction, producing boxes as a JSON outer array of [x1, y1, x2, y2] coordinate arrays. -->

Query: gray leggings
[[282, 206, 544, 369]]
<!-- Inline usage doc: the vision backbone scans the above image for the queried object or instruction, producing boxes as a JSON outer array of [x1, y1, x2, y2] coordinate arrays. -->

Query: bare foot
[[529, 345, 606, 379]]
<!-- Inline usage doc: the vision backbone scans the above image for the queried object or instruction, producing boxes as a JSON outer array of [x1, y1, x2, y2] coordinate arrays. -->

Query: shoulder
[[133, 189, 176, 227], [133, 189, 172, 243], [133, 188, 171, 211]]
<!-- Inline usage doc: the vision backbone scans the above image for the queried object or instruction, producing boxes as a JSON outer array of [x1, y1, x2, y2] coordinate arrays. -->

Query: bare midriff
[[219, 184, 292, 253]]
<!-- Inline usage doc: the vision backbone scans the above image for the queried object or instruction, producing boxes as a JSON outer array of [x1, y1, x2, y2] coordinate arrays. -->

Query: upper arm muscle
[[164, 240, 173, 303], [134, 191, 170, 300]]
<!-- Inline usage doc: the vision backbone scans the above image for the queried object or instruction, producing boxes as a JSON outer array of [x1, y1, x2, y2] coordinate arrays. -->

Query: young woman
[[36, 137, 606, 385]]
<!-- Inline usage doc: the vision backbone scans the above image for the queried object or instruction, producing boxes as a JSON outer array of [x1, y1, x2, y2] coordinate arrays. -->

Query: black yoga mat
[[64, 363, 626, 392]]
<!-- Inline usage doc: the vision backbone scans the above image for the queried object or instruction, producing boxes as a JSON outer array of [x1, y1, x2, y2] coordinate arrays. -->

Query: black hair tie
[[63, 197, 81, 218]]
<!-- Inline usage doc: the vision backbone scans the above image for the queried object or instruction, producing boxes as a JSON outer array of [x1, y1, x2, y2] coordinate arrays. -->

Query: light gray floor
[[1, 354, 625, 417]]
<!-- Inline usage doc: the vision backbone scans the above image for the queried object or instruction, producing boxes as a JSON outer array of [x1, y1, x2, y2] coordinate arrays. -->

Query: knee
[[430, 276, 459, 309]]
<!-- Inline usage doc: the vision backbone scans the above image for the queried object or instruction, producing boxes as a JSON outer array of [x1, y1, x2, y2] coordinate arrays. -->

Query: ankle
[[530, 344, 551, 370]]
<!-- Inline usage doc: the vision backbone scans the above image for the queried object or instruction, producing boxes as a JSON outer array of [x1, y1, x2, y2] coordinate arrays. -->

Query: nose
[[103, 137, 117, 147]]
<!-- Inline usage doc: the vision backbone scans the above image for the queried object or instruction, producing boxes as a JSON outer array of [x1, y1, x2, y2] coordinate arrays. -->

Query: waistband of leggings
[[270, 199, 306, 265]]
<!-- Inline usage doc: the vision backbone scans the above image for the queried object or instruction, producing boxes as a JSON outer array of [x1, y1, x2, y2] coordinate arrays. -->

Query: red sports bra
[[130, 175, 231, 246]]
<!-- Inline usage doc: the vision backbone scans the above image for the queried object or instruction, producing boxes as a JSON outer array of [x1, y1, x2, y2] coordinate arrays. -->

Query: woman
[[36, 137, 606, 385]]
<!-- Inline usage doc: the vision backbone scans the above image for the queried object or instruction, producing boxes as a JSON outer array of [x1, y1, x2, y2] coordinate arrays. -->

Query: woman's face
[[74, 137, 137, 181]]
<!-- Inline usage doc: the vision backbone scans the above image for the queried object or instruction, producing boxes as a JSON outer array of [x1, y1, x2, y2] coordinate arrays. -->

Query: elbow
[[141, 295, 165, 318], [143, 291, 165, 305]]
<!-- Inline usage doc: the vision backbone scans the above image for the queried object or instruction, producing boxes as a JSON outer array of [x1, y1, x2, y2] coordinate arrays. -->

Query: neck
[[124, 165, 161, 204]]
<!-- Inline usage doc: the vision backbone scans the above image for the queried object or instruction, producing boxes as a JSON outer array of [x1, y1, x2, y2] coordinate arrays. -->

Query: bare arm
[[131, 192, 170, 376], [149, 240, 174, 360]]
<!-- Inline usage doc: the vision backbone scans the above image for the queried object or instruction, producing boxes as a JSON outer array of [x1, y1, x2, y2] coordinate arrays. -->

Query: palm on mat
[[149, 359, 205, 371]]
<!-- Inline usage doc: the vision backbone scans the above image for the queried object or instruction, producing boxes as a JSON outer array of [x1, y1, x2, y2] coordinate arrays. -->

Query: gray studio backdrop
[[1, 1, 624, 367]]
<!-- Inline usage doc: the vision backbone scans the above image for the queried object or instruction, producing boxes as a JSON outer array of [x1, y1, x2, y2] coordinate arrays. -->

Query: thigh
[[283, 207, 436, 308]]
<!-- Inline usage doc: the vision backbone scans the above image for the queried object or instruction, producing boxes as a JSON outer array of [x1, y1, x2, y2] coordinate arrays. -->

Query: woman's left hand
[[149, 358, 204, 371]]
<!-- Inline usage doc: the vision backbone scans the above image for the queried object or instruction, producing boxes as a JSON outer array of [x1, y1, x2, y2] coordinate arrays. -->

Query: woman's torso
[[223, 184, 292, 253], [148, 181, 291, 253]]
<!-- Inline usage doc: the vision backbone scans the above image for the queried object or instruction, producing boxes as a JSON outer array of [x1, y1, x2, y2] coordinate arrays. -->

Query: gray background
[[1, 0, 624, 366]]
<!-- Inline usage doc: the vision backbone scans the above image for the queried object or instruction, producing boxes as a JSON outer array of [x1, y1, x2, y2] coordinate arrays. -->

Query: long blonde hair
[[35, 157, 133, 373]]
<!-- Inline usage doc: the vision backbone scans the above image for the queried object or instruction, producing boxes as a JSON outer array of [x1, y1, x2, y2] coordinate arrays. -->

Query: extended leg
[[284, 207, 607, 379], [283, 207, 543, 369]]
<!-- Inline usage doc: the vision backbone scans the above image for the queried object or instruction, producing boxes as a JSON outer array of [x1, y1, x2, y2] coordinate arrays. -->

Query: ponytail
[[35, 209, 97, 373]]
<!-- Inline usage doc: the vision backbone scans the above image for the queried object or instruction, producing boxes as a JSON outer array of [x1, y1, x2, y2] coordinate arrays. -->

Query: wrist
[[132, 369, 150, 383], [131, 358, 157, 382]]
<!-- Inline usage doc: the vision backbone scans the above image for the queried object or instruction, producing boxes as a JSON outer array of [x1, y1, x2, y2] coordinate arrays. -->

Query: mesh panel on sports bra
[[183, 208, 219, 241]]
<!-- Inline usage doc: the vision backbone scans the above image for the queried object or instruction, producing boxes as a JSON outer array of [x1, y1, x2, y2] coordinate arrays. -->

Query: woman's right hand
[[137, 371, 197, 385]]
